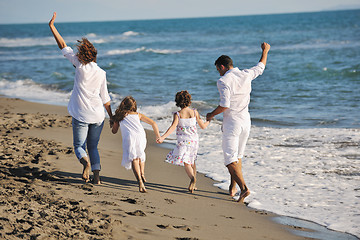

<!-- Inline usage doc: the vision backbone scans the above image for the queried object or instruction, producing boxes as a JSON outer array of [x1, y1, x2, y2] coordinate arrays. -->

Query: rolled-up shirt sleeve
[[244, 62, 265, 81], [217, 80, 231, 108], [100, 74, 111, 104], [61, 47, 81, 68]]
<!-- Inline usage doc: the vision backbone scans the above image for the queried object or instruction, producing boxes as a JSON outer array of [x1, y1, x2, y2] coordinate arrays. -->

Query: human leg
[[87, 121, 104, 184], [222, 116, 250, 199], [140, 160, 146, 183], [226, 161, 250, 202], [132, 159, 146, 193], [184, 163, 196, 193], [72, 118, 90, 181], [192, 162, 197, 190], [229, 175, 237, 197]]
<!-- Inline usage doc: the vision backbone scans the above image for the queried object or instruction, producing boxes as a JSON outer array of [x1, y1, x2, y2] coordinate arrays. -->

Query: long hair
[[114, 96, 137, 122], [175, 90, 191, 109], [76, 38, 97, 64]]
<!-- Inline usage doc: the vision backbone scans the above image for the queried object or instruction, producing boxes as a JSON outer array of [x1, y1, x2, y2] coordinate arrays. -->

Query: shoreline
[[0, 96, 357, 239]]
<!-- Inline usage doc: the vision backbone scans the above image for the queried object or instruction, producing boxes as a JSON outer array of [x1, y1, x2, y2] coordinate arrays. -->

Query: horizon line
[[1, 7, 359, 25]]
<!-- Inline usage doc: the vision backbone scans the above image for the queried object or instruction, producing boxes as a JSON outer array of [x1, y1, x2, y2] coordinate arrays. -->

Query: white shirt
[[217, 62, 265, 118], [62, 47, 111, 123]]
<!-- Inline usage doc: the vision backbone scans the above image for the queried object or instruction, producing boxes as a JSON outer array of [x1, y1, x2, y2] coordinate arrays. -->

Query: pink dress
[[166, 111, 199, 166]]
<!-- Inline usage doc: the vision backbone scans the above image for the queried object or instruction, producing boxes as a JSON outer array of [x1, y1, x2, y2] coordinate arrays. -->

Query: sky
[[0, 0, 360, 24]]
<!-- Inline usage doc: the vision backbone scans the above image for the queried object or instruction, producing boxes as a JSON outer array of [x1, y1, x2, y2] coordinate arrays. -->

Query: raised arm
[[259, 42, 270, 66], [139, 113, 161, 140], [157, 113, 179, 143], [49, 12, 67, 50], [195, 110, 209, 129]]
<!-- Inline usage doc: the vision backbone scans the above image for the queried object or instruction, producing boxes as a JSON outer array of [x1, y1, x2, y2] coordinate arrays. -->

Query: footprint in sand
[[126, 210, 146, 216], [120, 198, 137, 204], [164, 198, 176, 204]]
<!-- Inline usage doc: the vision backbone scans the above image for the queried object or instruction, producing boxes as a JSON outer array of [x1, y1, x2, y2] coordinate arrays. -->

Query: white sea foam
[[122, 31, 140, 37], [0, 79, 70, 106], [0, 31, 140, 48], [85, 33, 97, 38], [140, 102, 360, 238], [146, 48, 183, 54], [105, 47, 183, 56], [0, 37, 56, 47], [105, 47, 146, 55]]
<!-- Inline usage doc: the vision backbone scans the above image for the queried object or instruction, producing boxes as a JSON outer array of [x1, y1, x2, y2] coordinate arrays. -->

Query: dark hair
[[214, 55, 233, 68], [76, 38, 97, 64], [114, 96, 137, 122], [175, 90, 191, 109]]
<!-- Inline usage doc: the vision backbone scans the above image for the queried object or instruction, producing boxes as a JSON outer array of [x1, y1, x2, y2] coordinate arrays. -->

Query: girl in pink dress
[[157, 91, 209, 193]]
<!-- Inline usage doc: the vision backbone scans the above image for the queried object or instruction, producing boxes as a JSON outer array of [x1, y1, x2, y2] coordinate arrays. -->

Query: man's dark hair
[[214, 55, 233, 68]]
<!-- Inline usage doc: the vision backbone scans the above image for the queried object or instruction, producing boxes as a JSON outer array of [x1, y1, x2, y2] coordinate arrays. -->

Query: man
[[206, 42, 270, 203]]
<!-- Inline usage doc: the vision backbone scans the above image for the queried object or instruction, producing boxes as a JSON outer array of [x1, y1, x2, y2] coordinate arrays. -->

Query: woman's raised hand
[[49, 12, 57, 26]]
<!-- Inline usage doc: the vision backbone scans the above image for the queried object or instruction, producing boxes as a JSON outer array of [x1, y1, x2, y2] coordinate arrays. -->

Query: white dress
[[120, 113, 147, 170], [166, 111, 199, 166]]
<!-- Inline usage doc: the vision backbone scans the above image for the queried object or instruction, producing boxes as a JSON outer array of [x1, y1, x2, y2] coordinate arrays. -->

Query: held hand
[[156, 137, 164, 144], [109, 118, 114, 128], [49, 12, 57, 26], [206, 113, 213, 122], [261, 42, 270, 52]]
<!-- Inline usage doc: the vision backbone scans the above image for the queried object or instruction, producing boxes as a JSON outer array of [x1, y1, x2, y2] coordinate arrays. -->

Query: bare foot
[[80, 158, 90, 182], [141, 175, 147, 183], [139, 182, 147, 193], [229, 182, 237, 197], [92, 177, 102, 185], [92, 170, 101, 185], [237, 188, 250, 203], [188, 177, 196, 193]]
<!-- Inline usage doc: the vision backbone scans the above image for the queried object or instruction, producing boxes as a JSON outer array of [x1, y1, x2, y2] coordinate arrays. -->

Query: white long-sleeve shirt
[[62, 47, 111, 123], [217, 62, 265, 118]]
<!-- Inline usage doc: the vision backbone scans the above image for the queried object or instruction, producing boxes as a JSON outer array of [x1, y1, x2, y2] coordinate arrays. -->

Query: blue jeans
[[72, 118, 104, 171]]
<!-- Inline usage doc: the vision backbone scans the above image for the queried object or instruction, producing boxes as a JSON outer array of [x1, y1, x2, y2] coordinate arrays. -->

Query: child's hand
[[156, 136, 164, 144], [109, 117, 115, 128]]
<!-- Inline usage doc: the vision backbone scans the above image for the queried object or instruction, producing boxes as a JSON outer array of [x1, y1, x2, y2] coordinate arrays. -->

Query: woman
[[49, 12, 113, 184]]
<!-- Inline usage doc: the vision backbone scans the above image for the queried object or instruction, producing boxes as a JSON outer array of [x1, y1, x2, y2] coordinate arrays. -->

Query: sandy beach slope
[[0, 97, 308, 239]]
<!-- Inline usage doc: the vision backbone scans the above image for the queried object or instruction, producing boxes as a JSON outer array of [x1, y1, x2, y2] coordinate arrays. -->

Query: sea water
[[1, 9, 359, 238]]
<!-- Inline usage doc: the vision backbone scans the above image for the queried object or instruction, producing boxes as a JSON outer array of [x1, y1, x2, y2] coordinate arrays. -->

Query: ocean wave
[[275, 39, 360, 51], [106, 47, 146, 55], [85, 33, 97, 38], [0, 79, 70, 106], [122, 31, 140, 37], [0, 37, 55, 47], [105, 46, 183, 56], [0, 31, 141, 48], [0, 54, 63, 62]]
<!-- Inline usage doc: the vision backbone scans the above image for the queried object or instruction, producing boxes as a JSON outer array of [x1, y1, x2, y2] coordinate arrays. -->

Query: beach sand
[[0, 97, 309, 240]]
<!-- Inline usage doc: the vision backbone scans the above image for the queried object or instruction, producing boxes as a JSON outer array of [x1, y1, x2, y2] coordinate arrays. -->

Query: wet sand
[[0, 97, 309, 239]]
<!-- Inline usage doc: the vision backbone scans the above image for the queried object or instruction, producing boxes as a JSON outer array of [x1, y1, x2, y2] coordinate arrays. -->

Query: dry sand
[[0, 97, 310, 240]]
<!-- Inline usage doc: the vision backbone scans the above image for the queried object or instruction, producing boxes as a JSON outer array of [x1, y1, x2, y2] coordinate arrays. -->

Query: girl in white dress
[[157, 91, 210, 193], [112, 96, 160, 193]]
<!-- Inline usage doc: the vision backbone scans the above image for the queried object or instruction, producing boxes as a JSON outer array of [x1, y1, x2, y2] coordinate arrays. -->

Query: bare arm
[[139, 113, 160, 140], [103, 101, 114, 128], [112, 121, 119, 134], [206, 105, 228, 121], [49, 12, 67, 50], [259, 42, 270, 66], [157, 113, 179, 143], [195, 110, 209, 129]]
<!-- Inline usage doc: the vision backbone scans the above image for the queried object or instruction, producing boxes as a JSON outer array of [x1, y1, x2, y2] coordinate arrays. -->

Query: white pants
[[222, 112, 251, 166]]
